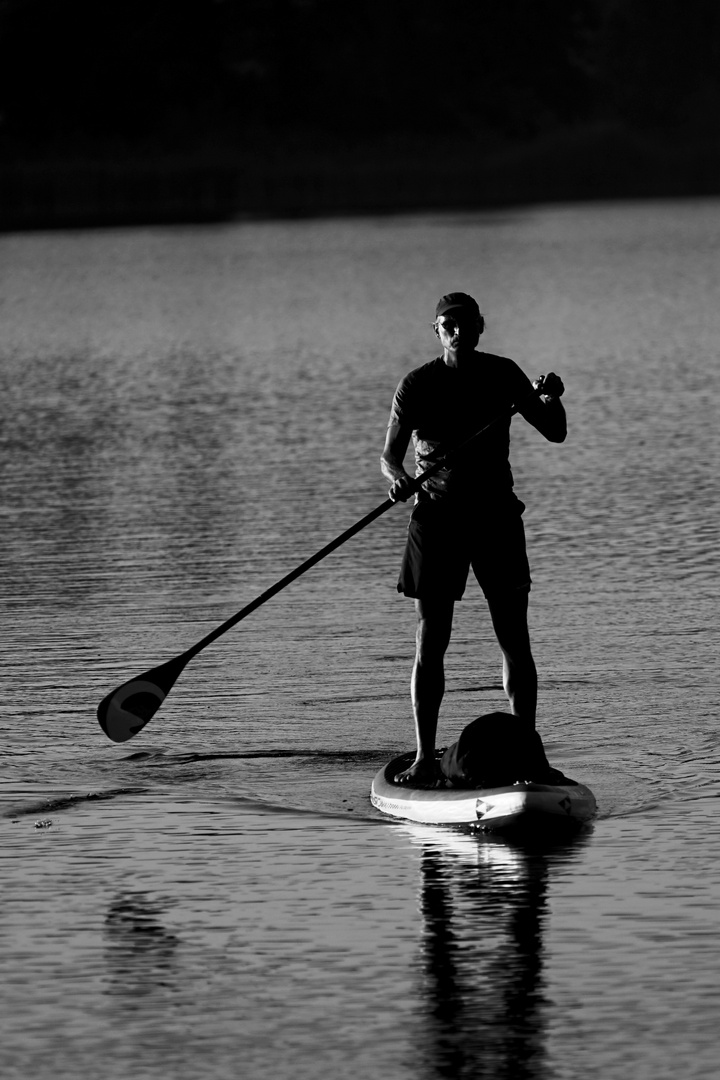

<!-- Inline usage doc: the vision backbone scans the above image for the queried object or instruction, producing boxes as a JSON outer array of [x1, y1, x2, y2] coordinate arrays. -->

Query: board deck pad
[[371, 752, 597, 831]]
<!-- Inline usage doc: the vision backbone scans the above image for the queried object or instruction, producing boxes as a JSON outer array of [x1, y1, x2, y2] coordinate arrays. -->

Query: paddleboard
[[371, 752, 597, 832]]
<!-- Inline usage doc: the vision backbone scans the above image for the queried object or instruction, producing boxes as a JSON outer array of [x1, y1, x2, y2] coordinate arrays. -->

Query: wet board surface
[[371, 753, 597, 831]]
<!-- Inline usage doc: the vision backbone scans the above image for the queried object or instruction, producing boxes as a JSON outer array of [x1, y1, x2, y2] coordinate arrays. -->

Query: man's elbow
[[380, 452, 396, 477], [543, 404, 567, 443], [539, 417, 566, 443]]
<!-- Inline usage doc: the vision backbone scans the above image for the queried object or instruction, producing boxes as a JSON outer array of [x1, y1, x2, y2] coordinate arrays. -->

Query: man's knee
[[486, 588, 533, 655], [415, 596, 454, 658]]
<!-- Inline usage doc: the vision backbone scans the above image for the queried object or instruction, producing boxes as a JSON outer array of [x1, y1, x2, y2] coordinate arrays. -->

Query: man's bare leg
[[486, 587, 537, 724], [487, 588, 559, 775], [394, 596, 455, 785]]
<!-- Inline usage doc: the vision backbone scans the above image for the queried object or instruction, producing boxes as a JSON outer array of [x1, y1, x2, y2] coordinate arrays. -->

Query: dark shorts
[[397, 496, 531, 600]]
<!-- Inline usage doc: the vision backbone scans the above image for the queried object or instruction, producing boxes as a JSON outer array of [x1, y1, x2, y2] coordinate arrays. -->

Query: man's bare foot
[[393, 758, 441, 787]]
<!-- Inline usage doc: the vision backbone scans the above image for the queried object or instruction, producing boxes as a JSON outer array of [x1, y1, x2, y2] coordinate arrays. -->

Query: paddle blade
[[97, 656, 189, 743]]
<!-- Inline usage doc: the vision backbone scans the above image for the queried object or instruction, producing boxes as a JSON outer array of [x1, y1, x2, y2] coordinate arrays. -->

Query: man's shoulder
[[400, 356, 444, 385], [475, 351, 530, 385], [389, 358, 442, 424], [481, 351, 511, 362], [401, 352, 517, 376], [475, 350, 519, 369], [393, 358, 444, 402]]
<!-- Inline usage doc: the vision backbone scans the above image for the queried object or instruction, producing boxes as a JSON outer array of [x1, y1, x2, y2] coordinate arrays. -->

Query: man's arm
[[381, 422, 415, 502], [518, 372, 567, 443]]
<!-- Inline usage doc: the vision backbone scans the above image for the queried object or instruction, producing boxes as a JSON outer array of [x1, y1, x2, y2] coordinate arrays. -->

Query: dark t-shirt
[[388, 352, 533, 505]]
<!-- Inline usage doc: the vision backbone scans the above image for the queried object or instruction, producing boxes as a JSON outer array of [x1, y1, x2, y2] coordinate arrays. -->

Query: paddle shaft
[[182, 496, 394, 661], [181, 386, 538, 661]]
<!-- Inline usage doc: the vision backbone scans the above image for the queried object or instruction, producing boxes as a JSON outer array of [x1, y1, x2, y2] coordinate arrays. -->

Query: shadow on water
[[405, 826, 591, 1080]]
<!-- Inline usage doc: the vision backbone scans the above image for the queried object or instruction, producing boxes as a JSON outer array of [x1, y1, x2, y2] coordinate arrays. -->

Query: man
[[380, 292, 567, 785]]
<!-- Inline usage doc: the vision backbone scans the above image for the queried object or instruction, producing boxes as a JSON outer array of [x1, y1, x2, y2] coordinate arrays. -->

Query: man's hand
[[533, 372, 564, 399], [389, 474, 415, 503]]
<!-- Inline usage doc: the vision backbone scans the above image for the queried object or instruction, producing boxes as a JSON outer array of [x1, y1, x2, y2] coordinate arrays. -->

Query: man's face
[[434, 311, 481, 355]]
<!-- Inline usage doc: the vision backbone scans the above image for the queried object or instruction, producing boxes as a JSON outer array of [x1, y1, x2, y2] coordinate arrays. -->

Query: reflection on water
[[104, 893, 180, 1005], [407, 828, 590, 1080]]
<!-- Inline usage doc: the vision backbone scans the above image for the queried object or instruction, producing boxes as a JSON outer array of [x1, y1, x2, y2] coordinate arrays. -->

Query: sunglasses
[[433, 315, 476, 332]]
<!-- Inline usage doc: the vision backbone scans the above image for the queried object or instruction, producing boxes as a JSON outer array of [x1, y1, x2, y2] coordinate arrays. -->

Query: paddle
[[97, 383, 542, 742]]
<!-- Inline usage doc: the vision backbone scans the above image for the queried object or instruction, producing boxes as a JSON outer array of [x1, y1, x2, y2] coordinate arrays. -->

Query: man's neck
[[442, 347, 477, 369]]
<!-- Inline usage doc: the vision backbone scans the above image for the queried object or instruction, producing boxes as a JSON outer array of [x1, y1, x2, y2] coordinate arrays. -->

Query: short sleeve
[[510, 360, 534, 400], [507, 358, 538, 417], [388, 374, 414, 428]]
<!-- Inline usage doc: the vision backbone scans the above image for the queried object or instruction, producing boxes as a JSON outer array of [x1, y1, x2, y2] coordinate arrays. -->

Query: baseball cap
[[435, 292, 481, 320]]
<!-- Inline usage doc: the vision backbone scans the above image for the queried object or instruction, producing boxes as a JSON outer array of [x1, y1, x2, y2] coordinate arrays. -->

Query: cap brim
[[437, 305, 477, 317]]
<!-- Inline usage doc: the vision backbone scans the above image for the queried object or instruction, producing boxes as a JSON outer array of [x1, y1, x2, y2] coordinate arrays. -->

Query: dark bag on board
[[440, 712, 551, 788]]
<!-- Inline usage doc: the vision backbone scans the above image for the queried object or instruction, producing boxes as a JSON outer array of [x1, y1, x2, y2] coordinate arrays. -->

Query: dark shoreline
[[2, 124, 719, 232]]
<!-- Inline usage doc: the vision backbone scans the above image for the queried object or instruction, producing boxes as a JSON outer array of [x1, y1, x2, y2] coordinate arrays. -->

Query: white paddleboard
[[371, 752, 597, 832]]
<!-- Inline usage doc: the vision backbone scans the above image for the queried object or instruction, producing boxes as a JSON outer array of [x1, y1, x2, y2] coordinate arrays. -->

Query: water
[[1, 201, 719, 1079]]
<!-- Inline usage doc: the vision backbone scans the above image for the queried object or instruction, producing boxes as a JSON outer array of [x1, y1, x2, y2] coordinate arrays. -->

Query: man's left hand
[[533, 372, 564, 399]]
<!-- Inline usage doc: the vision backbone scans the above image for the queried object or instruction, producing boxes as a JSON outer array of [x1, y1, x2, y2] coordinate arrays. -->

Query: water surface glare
[[2, 201, 720, 1079]]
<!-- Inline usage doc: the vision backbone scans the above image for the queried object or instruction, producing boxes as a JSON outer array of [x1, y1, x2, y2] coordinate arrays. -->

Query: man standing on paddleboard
[[381, 292, 567, 785]]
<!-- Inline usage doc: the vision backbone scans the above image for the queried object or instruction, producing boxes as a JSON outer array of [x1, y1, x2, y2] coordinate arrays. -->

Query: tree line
[[0, 0, 718, 156]]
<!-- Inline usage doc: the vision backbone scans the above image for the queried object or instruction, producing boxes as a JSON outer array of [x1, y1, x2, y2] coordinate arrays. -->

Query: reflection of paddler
[[103, 892, 180, 1001], [411, 831, 587, 1080]]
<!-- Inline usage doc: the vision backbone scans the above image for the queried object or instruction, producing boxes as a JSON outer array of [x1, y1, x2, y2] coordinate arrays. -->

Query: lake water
[[1, 200, 719, 1079]]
